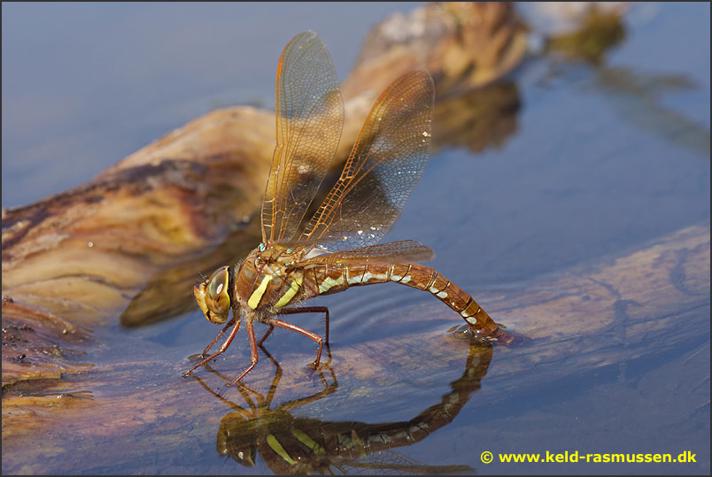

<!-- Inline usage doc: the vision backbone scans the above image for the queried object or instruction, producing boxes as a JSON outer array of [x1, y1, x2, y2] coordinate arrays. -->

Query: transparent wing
[[298, 240, 434, 267], [261, 31, 344, 244], [298, 70, 434, 252]]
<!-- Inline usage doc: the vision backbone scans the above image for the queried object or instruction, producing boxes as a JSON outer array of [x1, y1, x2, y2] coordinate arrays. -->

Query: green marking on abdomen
[[319, 275, 344, 294]]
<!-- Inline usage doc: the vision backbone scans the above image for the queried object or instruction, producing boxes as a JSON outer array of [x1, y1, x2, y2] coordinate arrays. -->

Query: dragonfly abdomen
[[308, 263, 499, 338]]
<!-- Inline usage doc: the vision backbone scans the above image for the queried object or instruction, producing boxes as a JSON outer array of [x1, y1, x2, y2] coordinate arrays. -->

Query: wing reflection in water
[[433, 80, 521, 155], [192, 339, 493, 474]]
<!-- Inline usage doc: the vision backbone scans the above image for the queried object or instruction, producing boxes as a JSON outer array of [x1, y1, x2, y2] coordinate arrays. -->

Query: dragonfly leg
[[183, 319, 241, 377], [257, 324, 275, 346], [276, 306, 330, 344], [229, 318, 259, 385], [258, 345, 283, 407], [201, 318, 236, 357], [266, 318, 323, 368]]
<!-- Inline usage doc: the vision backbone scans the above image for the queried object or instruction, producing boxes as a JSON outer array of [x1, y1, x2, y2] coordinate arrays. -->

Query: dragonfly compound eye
[[197, 266, 231, 324]]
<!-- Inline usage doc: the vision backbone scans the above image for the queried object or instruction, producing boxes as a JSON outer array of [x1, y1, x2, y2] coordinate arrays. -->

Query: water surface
[[2, 2, 710, 474]]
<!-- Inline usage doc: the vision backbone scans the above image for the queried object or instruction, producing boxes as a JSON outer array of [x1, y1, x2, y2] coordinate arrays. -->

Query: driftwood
[[2, 3, 709, 474]]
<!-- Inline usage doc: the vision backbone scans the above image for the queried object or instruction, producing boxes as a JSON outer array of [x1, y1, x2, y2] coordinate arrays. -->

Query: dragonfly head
[[216, 409, 262, 466], [194, 265, 231, 324]]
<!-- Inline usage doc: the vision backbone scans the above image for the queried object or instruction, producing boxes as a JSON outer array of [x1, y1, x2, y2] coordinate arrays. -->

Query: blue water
[[2, 2, 710, 475]]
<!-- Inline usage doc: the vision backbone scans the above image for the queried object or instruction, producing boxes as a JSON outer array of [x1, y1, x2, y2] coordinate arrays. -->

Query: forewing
[[261, 31, 344, 244], [299, 70, 434, 251], [299, 240, 434, 267]]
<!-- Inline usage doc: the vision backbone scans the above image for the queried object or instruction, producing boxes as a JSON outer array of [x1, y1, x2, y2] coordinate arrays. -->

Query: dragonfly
[[186, 31, 508, 384], [195, 338, 491, 474]]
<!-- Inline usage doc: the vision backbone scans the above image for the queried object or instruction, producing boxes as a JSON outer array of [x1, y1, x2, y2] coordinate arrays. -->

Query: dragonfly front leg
[[183, 319, 241, 377], [201, 318, 236, 357]]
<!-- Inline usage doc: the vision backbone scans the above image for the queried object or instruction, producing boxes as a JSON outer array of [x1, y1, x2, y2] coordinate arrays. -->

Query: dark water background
[[3, 2, 710, 475]]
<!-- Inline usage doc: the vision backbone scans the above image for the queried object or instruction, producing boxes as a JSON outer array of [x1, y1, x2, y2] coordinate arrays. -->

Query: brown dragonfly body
[[236, 247, 498, 336], [186, 31, 504, 384]]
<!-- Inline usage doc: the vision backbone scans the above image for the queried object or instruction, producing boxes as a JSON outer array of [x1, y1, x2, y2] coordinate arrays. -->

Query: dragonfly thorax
[[233, 244, 306, 314]]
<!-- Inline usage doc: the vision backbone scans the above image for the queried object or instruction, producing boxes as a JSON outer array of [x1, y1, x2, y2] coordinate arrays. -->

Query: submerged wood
[[3, 2, 708, 473]]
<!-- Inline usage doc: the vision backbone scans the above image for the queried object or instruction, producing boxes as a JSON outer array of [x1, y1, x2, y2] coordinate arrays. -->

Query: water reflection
[[542, 5, 710, 158], [545, 4, 627, 65], [120, 219, 262, 327], [433, 81, 521, 154], [193, 340, 493, 474], [594, 67, 711, 158]]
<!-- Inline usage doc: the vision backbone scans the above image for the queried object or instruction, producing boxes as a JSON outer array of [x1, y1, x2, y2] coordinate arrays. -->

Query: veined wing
[[261, 31, 344, 244], [298, 70, 434, 252], [298, 240, 434, 267]]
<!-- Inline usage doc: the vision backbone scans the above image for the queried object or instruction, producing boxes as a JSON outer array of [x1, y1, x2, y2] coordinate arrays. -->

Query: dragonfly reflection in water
[[193, 337, 492, 474], [186, 31, 510, 383]]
